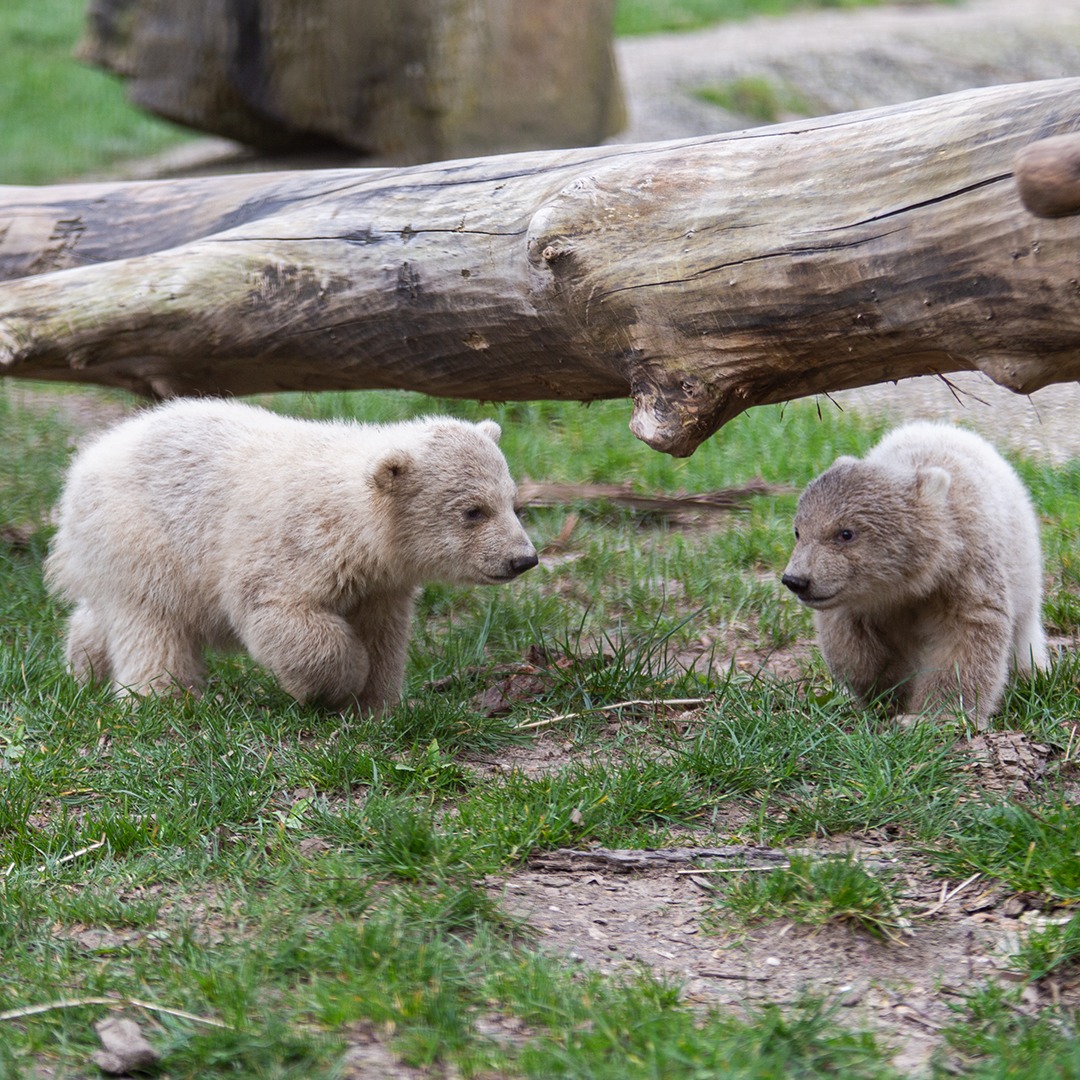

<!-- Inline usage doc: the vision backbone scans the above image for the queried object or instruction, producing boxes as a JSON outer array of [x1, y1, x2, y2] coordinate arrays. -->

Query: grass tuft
[[930, 801, 1080, 903], [614, 0, 894, 36], [940, 983, 1080, 1078], [710, 851, 908, 940], [1009, 913, 1080, 983], [696, 75, 814, 121]]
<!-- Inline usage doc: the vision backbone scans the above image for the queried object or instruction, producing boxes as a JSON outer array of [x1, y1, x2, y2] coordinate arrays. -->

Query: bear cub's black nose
[[510, 553, 539, 577], [781, 573, 810, 596]]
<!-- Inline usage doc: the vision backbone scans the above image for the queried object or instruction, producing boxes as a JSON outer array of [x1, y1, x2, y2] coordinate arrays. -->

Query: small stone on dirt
[[92, 1016, 159, 1075]]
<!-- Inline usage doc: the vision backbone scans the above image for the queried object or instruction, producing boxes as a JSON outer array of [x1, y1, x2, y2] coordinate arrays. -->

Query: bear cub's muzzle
[[509, 552, 539, 577]]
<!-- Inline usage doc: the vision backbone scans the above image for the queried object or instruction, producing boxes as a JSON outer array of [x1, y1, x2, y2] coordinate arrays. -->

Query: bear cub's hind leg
[[106, 613, 207, 697], [1012, 606, 1050, 678], [65, 601, 113, 684]]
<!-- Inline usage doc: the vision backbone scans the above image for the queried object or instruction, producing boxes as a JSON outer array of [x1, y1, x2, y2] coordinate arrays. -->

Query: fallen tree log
[[1, 78, 1079, 456]]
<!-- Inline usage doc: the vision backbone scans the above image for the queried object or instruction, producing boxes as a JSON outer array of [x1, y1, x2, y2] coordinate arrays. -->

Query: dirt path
[[485, 724, 1069, 1075]]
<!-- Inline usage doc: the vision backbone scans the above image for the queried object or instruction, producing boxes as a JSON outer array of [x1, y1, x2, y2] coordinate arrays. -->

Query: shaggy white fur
[[782, 422, 1047, 726], [46, 399, 537, 711]]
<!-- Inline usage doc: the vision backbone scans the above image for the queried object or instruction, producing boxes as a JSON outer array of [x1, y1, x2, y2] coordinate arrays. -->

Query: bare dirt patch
[[475, 702, 1079, 1073], [495, 831, 1078, 1075]]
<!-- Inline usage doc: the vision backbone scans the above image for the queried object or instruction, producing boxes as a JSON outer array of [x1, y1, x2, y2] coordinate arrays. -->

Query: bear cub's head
[[782, 456, 952, 613], [373, 417, 538, 587]]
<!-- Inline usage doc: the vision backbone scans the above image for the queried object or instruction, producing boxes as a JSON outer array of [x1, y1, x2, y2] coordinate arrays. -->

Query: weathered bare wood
[[1015, 134, 1080, 218], [2, 79, 1080, 456], [517, 479, 779, 515], [528, 846, 792, 874]]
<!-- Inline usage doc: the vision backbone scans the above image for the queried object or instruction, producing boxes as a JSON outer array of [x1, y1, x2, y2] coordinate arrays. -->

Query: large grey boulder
[[79, 0, 625, 160]]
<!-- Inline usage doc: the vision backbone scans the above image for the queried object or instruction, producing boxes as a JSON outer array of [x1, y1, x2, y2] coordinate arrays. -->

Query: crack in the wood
[[577, 176, 1005, 305], [311, 152, 634, 197], [847, 173, 1011, 225], [211, 228, 527, 243], [595, 231, 900, 299]]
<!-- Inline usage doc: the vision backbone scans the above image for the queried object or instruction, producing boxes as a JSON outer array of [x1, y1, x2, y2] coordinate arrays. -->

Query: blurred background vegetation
[[1, 0, 896, 185]]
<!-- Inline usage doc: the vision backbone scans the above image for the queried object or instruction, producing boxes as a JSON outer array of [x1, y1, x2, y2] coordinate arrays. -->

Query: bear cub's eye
[[464, 506, 488, 523], [837, 528, 856, 543]]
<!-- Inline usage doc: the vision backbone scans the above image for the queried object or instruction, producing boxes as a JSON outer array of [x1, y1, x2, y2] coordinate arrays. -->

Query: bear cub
[[46, 399, 538, 712], [782, 422, 1047, 726]]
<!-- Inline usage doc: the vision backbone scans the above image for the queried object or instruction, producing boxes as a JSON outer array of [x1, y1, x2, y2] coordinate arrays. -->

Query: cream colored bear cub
[[782, 422, 1047, 726], [46, 400, 538, 712]]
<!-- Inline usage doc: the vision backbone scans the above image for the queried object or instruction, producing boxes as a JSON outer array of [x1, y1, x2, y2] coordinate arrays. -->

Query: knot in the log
[[629, 372, 730, 457], [541, 244, 573, 264]]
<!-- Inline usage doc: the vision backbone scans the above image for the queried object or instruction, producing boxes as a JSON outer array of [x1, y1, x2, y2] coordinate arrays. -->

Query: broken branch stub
[[1, 79, 1080, 456], [1014, 133, 1080, 218]]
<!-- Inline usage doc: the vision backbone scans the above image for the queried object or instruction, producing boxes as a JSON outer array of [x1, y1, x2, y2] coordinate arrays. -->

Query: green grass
[[931, 800, 1080, 903], [0, 0, 193, 185], [614, 0, 901, 35], [709, 851, 908, 940], [696, 75, 816, 121], [940, 984, 1080, 1079], [1009, 913, 1080, 983], [1, 383, 1078, 1076], [675, 687, 968, 841]]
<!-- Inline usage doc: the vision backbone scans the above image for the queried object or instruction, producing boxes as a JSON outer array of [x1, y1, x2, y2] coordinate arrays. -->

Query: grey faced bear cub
[[46, 399, 538, 713], [782, 422, 1047, 727]]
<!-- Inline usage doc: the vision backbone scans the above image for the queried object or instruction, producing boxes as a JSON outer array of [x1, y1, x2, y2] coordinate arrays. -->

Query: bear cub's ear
[[916, 465, 951, 504], [373, 450, 414, 492], [477, 420, 501, 444]]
